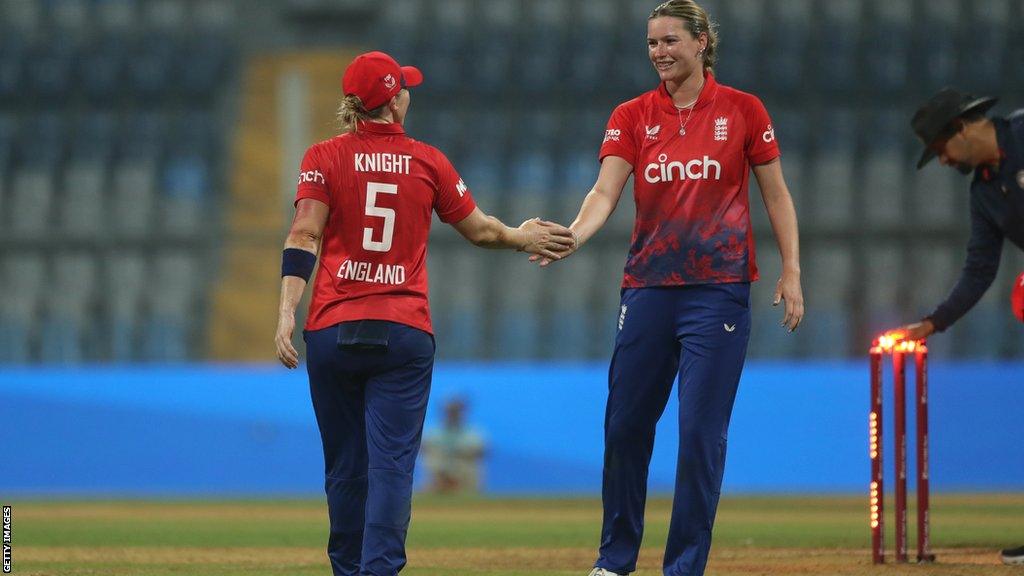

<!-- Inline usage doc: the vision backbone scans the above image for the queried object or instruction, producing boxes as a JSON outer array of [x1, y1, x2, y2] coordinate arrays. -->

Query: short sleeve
[[744, 95, 781, 166], [432, 150, 477, 224], [598, 103, 639, 167], [294, 145, 332, 207]]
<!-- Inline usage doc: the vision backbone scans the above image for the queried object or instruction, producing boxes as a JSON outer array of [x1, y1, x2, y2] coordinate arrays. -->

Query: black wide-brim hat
[[912, 88, 998, 169]]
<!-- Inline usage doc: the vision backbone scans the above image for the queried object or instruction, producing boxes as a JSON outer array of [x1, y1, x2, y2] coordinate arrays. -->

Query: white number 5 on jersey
[[363, 182, 397, 252]]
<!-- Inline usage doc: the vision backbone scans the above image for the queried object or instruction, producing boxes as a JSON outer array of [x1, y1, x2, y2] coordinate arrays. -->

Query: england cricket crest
[[714, 117, 728, 141]]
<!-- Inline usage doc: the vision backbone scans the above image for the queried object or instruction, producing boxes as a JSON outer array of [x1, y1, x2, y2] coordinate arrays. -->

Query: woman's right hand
[[275, 311, 300, 369], [519, 218, 576, 264]]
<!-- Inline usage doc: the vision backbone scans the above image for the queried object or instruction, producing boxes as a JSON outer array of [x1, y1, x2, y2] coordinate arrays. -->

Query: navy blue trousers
[[595, 284, 751, 576], [305, 322, 435, 576]]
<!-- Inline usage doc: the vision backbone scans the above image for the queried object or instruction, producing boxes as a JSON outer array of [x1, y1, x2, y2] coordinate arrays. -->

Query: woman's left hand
[[774, 269, 804, 332]]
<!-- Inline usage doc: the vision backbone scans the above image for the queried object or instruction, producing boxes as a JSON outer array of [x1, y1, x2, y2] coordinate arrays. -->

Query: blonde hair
[[649, 0, 718, 70], [336, 94, 388, 134]]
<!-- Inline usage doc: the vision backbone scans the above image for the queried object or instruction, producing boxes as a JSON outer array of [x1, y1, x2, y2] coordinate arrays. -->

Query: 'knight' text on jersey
[[599, 71, 780, 287], [295, 121, 476, 334]]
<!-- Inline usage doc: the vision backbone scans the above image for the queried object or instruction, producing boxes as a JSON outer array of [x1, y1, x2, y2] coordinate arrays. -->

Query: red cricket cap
[[1012, 271, 1024, 323], [341, 51, 423, 112]]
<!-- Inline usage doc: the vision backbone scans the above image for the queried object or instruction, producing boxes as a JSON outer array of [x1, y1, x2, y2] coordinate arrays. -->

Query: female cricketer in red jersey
[[274, 51, 573, 576], [535, 2, 805, 575]]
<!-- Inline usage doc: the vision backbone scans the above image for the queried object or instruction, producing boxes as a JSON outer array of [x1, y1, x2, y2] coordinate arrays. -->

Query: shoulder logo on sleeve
[[1016, 170, 1024, 190], [714, 117, 728, 141], [383, 74, 397, 90], [456, 179, 468, 197], [298, 169, 326, 186], [604, 128, 621, 143], [762, 124, 775, 143], [645, 125, 661, 141]]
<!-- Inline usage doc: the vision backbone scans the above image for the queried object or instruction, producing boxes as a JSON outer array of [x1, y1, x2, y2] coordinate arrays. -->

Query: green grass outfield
[[10, 494, 1024, 575]]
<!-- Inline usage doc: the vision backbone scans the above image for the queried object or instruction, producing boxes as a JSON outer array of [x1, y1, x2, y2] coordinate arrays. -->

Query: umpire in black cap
[[889, 88, 1024, 565]]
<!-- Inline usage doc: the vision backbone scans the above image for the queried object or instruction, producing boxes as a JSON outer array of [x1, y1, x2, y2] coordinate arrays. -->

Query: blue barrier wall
[[2, 362, 1022, 496]]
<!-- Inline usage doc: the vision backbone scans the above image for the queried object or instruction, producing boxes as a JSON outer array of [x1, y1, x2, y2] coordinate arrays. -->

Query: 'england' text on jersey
[[337, 259, 407, 285], [355, 153, 413, 175]]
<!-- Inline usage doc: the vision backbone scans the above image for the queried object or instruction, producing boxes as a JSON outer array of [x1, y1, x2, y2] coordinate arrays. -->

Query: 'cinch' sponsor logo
[[298, 170, 325, 185], [643, 153, 722, 184]]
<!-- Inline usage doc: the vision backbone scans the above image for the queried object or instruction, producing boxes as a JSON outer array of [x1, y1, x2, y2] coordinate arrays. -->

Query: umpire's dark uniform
[[925, 109, 1024, 331]]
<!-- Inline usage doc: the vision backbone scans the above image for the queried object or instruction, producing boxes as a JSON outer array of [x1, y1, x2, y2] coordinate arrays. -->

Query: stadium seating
[[0, 0, 233, 363], [2, 0, 1022, 362]]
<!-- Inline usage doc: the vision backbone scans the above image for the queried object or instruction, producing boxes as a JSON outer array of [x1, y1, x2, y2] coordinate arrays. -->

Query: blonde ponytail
[[336, 94, 389, 134]]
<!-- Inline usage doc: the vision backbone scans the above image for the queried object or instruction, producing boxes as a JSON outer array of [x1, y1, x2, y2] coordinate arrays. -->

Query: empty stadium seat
[[142, 0, 188, 31], [961, 0, 1009, 92], [0, 113, 15, 172], [910, 162, 960, 229], [161, 154, 209, 235], [106, 252, 147, 362], [110, 160, 158, 236], [803, 245, 853, 357], [0, 256, 46, 363], [808, 111, 856, 227], [72, 113, 117, 161], [916, 0, 960, 91], [144, 252, 199, 361], [94, 0, 139, 32], [816, 0, 862, 93], [766, 0, 811, 92], [40, 253, 98, 363], [714, 0, 765, 87], [430, 250, 488, 359], [177, 35, 232, 102], [862, 110, 907, 228], [0, 35, 26, 104], [49, 0, 92, 37], [80, 38, 127, 104], [20, 113, 64, 168], [494, 256, 543, 359], [121, 112, 166, 160], [27, 37, 78, 102], [60, 161, 107, 238], [126, 37, 176, 102], [546, 251, 600, 359], [192, 0, 233, 31], [9, 167, 56, 237], [863, 243, 904, 340], [509, 150, 556, 196], [1, 0, 42, 34], [868, 0, 912, 92]]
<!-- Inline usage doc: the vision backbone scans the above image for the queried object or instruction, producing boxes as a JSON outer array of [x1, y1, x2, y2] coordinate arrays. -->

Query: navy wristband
[[282, 248, 317, 281]]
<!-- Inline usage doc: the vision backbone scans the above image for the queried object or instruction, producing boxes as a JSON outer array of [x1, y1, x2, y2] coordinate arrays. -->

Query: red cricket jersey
[[295, 121, 476, 334], [599, 70, 780, 287]]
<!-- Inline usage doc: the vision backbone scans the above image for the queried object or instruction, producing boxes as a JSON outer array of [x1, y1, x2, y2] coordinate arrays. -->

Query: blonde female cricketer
[[534, 2, 805, 574], [275, 51, 573, 576]]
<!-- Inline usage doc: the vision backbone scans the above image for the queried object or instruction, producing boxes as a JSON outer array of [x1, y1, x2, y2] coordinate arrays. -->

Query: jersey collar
[[656, 69, 718, 114], [358, 120, 406, 135], [977, 119, 1010, 182]]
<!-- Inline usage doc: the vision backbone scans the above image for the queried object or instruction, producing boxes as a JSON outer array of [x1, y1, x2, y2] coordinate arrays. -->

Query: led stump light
[[869, 335, 936, 565]]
